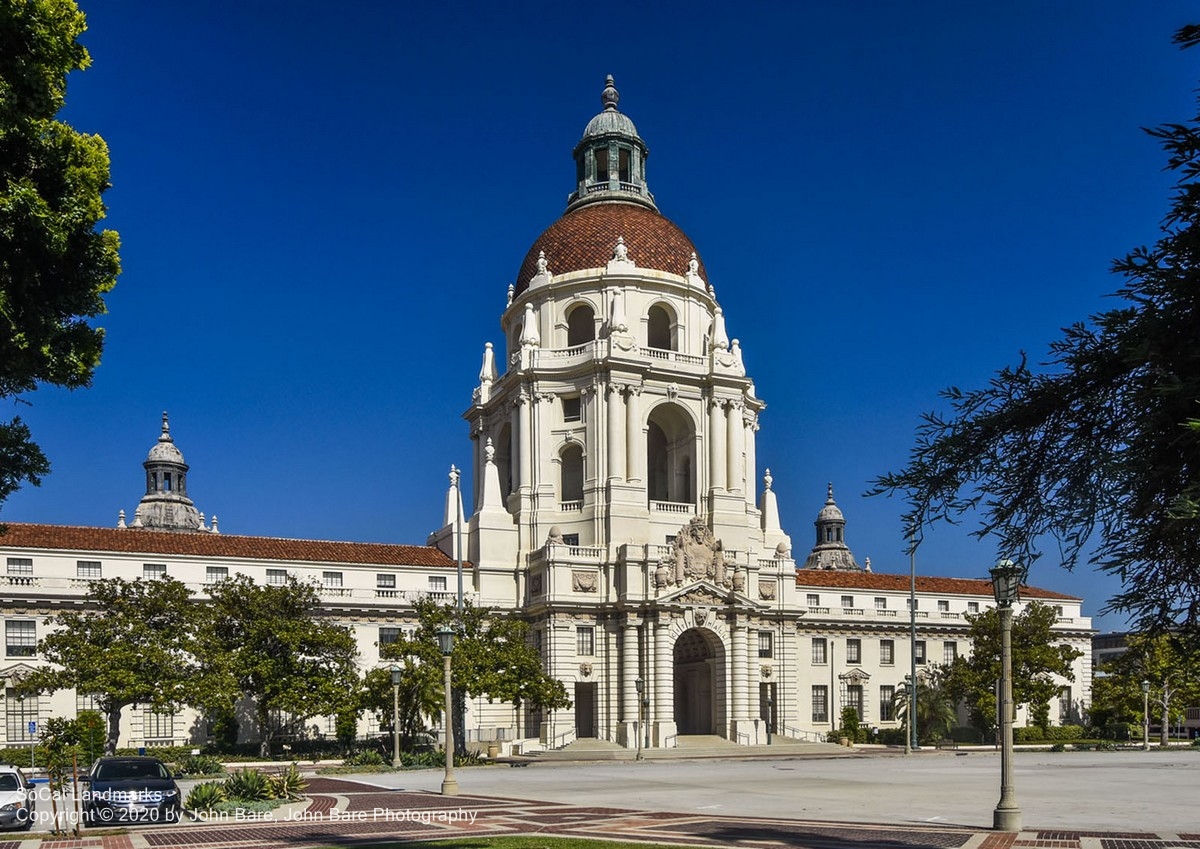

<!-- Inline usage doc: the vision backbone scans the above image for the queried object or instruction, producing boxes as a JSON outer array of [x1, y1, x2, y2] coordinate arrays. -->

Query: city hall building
[[0, 78, 1092, 751]]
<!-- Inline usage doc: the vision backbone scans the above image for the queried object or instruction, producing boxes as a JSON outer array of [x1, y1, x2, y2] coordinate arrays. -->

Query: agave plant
[[224, 768, 271, 801], [268, 763, 307, 801], [185, 781, 228, 812]]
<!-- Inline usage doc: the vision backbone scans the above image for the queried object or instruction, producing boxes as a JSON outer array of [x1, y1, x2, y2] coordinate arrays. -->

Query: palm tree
[[893, 677, 958, 743]]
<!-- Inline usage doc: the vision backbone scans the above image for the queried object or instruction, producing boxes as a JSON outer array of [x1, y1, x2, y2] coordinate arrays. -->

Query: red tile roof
[[515, 202, 706, 294], [795, 569, 1079, 601], [0, 523, 460, 568]]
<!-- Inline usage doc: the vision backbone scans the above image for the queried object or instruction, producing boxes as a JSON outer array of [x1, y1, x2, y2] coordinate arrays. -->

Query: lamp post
[[908, 546, 918, 753], [903, 675, 912, 756], [390, 664, 402, 768], [766, 691, 774, 745], [635, 676, 644, 761], [990, 558, 1026, 832], [1141, 680, 1150, 751], [437, 625, 459, 795]]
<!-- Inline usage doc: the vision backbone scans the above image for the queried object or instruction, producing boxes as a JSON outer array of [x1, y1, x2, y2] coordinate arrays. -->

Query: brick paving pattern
[[11, 777, 1194, 849]]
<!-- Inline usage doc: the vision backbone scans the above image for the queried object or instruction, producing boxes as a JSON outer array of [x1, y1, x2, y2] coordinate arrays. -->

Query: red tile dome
[[515, 202, 708, 296]]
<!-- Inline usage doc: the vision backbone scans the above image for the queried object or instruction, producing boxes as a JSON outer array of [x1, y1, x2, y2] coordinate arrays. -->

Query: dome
[[581, 108, 640, 142], [146, 440, 185, 464], [515, 202, 708, 295], [816, 483, 844, 522]]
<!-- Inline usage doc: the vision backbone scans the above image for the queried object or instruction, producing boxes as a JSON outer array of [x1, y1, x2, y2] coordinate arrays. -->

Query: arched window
[[646, 403, 696, 505], [618, 148, 630, 182], [647, 304, 675, 351], [496, 423, 514, 504], [560, 443, 583, 503], [595, 148, 609, 182], [566, 304, 595, 347]]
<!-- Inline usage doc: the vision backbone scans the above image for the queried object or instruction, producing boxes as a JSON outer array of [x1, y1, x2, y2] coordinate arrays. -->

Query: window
[[968, 601, 980, 614], [875, 597, 887, 611], [806, 593, 820, 607], [618, 147, 630, 182], [907, 598, 919, 610], [143, 563, 166, 580], [323, 571, 343, 588], [376, 573, 396, 589], [428, 575, 447, 592], [1059, 686, 1072, 720], [943, 641, 958, 664], [595, 148, 609, 182], [758, 631, 773, 659], [915, 640, 926, 664], [144, 710, 174, 741], [846, 638, 861, 664], [76, 560, 102, 579], [841, 595, 855, 609], [562, 396, 581, 422], [5, 690, 37, 742], [267, 568, 288, 585], [880, 639, 895, 666], [566, 306, 595, 347], [937, 600, 950, 613], [77, 692, 101, 713], [880, 686, 896, 722], [533, 629, 543, 659], [562, 533, 579, 546], [647, 304, 674, 350], [576, 626, 595, 656], [846, 685, 864, 720], [5, 621, 36, 657], [812, 685, 828, 723], [812, 637, 827, 665], [205, 566, 228, 584], [560, 442, 584, 503], [379, 627, 401, 647], [6, 558, 32, 575]]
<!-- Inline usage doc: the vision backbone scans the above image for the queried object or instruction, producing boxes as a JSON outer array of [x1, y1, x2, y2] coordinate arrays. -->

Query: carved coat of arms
[[655, 518, 732, 589]]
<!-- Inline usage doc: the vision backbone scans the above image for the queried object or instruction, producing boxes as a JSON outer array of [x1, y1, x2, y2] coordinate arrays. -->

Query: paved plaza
[[6, 749, 1196, 848]]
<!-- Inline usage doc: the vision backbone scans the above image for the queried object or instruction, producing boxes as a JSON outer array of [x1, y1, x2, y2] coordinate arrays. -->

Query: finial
[[485, 437, 495, 463], [536, 250, 548, 275], [764, 468, 773, 492], [613, 236, 628, 262], [506, 282, 514, 306], [826, 482, 835, 503], [602, 74, 619, 111], [210, 515, 219, 534], [159, 411, 172, 442], [449, 464, 460, 488], [864, 557, 872, 573], [117, 509, 126, 529], [198, 512, 207, 531], [688, 252, 698, 276]]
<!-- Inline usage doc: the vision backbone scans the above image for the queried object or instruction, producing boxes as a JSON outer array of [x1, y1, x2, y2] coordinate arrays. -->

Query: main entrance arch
[[673, 627, 726, 735]]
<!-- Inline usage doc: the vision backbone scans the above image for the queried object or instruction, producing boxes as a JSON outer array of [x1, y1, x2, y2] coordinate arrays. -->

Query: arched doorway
[[673, 628, 725, 735], [646, 403, 695, 506]]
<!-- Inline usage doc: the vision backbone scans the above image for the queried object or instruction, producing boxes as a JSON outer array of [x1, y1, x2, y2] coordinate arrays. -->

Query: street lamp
[[390, 664, 402, 768], [1141, 679, 1151, 751], [990, 557, 1027, 832], [766, 691, 774, 745], [634, 676, 644, 761], [437, 625, 459, 796], [903, 675, 913, 756]]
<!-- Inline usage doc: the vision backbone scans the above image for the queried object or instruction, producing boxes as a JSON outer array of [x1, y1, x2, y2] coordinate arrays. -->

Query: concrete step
[[529, 738, 852, 761]]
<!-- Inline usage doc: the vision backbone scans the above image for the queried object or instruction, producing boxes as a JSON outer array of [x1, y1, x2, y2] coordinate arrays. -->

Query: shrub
[[186, 781, 228, 812], [1050, 743, 1066, 752], [343, 750, 385, 767], [949, 726, 984, 744], [178, 755, 226, 776], [877, 728, 907, 746], [1014, 726, 1044, 743], [224, 768, 271, 801], [268, 763, 307, 800]]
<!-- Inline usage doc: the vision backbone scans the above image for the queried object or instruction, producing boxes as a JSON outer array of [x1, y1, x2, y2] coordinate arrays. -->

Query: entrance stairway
[[529, 733, 850, 762]]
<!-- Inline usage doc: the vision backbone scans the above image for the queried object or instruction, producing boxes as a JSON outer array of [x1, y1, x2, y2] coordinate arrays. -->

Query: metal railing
[[782, 724, 827, 743], [548, 728, 576, 750]]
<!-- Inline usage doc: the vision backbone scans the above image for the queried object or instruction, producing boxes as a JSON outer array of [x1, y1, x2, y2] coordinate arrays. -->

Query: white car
[[0, 766, 35, 830]]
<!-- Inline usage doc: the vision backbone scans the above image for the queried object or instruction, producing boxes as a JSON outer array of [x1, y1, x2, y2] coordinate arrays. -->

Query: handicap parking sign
[[27, 722, 35, 735]]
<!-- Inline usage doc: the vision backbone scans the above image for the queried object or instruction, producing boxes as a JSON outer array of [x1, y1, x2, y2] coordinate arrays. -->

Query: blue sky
[[4, 1, 1196, 631]]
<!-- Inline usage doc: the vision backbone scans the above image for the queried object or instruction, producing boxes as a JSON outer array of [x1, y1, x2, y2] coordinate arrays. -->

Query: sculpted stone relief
[[654, 518, 748, 595]]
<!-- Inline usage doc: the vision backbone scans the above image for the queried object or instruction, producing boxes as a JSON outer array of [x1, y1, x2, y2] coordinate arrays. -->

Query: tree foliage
[[890, 670, 958, 743], [196, 574, 360, 756], [940, 601, 1082, 734], [0, 0, 121, 507], [21, 577, 197, 754], [1088, 632, 1200, 742], [871, 26, 1200, 634], [365, 599, 571, 746]]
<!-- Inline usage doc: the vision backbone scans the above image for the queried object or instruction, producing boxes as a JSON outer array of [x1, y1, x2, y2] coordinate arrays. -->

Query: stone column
[[516, 394, 532, 491], [731, 617, 747, 738], [607, 384, 625, 482], [654, 618, 676, 745], [625, 386, 642, 482], [708, 398, 726, 491], [621, 618, 639, 746], [726, 401, 743, 494], [744, 414, 758, 509]]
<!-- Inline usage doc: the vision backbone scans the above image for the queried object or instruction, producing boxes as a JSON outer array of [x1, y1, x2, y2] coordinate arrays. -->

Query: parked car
[[82, 757, 180, 826], [0, 765, 35, 830]]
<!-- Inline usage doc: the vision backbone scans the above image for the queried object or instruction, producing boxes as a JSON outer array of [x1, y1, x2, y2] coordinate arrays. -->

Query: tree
[[891, 670, 958, 743], [940, 601, 1082, 735], [1089, 632, 1200, 743], [870, 25, 1200, 634], [21, 577, 197, 754], [365, 599, 570, 751], [0, 0, 121, 508], [197, 574, 359, 757]]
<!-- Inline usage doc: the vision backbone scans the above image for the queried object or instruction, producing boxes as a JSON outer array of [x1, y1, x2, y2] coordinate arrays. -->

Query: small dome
[[580, 74, 642, 142], [515, 203, 707, 295], [816, 483, 844, 521], [146, 412, 185, 465]]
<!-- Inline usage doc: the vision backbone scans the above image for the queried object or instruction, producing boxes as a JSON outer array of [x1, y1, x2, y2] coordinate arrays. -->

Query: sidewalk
[[9, 777, 1195, 849]]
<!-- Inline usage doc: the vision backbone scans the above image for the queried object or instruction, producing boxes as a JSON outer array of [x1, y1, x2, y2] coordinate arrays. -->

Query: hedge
[[1014, 725, 1085, 743]]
